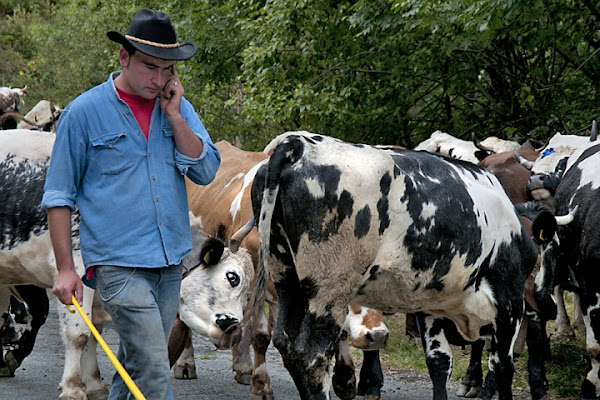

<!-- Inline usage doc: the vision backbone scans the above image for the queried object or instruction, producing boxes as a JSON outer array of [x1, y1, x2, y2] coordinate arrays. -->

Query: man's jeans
[[95, 264, 183, 400]]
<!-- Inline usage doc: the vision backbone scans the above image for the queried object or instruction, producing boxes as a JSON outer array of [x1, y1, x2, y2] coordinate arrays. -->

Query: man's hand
[[160, 67, 183, 119], [53, 267, 83, 305]]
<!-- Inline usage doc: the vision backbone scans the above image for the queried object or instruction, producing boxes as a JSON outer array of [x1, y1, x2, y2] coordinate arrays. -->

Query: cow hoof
[[3, 351, 19, 375], [364, 395, 380, 400], [456, 384, 482, 398], [58, 392, 87, 400], [0, 366, 14, 377], [86, 387, 109, 400], [249, 393, 274, 400], [173, 364, 197, 379], [235, 371, 252, 385]]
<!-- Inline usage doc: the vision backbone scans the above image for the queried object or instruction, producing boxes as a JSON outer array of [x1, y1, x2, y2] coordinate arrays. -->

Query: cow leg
[[572, 292, 585, 332], [482, 320, 520, 400], [357, 350, 383, 400], [249, 309, 274, 399], [57, 287, 108, 400], [332, 330, 357, 400], [231, 335, 252, 384], [456, 339, 483, 398], [580, 288, 600, 400], [4, 285, 49, 371], [417, 313, 452, 400], [168, 316, 198, 379], [525, 315, 550, 400], [80, 294, 111, 400], [405, 313, 421, 345], [0, 287, 19, 377], [272, 285, 340, 400], [551, 286, 576, 340]]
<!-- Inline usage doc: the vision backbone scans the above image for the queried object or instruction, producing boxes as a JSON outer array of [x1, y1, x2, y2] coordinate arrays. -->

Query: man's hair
[[123, 42, 137, 56]]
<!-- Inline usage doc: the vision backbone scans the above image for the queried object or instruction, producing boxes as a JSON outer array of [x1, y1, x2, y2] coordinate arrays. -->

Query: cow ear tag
[[203, 249, 213, 264], [538, 229, 545, 242]]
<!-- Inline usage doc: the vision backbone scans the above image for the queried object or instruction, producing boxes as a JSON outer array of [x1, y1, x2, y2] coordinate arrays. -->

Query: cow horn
[[534, 136, 551, 152], [0, 112, 37, 126], [513, 149, 534, 170], [472, 132, 494, 153], [555, 205, 578, 226], [229, 215, 255, 253], [591, 120, 597, 142]]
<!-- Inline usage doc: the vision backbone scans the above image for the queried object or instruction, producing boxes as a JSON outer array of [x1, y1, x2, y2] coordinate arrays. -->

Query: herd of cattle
[[1, 83, 599, 400]]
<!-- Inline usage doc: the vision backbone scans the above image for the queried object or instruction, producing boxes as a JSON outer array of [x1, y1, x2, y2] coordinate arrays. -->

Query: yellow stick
[[66, 295, 146, 400]]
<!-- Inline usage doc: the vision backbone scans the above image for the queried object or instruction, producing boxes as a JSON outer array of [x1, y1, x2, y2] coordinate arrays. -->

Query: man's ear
[[119, 47, 130, 68]]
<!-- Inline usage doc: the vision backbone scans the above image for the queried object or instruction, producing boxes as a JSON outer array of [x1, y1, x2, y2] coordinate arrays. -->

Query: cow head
[[343, 303, 389, 350], [531, 206, 578, 321], [526, 157, 568, 206], [178, 213, 254, 349]]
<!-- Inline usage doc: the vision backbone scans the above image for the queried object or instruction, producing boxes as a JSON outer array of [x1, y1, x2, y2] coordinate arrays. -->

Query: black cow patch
[[0, 154, 49, 249], [389, 151, 483, 289]]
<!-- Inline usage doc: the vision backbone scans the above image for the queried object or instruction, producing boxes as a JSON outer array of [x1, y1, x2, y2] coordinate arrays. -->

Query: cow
[[16, 100, 62, 132], [521, 127, 598, 339], [479, 140, 540, 204], [0, 86, 27, 129], [171, 139, 390, 400], [414, 130, 520, 163], [0, 129, 255, 400], [534, 140, 600, 399], [0, 285, 49, 377], [524, 128, 597, 207], [244, 132, 539, 400]]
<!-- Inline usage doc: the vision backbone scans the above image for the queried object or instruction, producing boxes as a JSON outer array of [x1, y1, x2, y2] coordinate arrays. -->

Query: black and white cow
[[535, 140, 600, 400], [0, 86, 27, 130], [245, 133, 538, 400], [0, 129, 113, 399], [0, 285, 49, 377]]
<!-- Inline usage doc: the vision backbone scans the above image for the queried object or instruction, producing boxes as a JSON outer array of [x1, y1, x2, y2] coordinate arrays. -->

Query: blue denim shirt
[[41, 72, 221, 270]]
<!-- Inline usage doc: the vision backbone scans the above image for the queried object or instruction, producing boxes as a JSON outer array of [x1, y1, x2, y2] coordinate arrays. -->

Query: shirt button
[[138, 132, 142, 136], [156, 198, 160, 202], [148, 153, 151, 157], [125, 110, 130, 115], [152, 176, 156, 180], [109, 144, 113, 149]]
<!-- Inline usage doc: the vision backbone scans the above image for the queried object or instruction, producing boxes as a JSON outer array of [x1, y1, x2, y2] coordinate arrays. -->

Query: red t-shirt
[[116, 87, 155, 140]]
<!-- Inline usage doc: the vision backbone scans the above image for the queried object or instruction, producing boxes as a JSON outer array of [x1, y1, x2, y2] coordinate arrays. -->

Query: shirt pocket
[[161, 126, 177, 168], [91, 132, 135, 175]]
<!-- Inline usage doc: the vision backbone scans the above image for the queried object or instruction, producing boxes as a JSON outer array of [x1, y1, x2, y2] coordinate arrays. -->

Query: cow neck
[[116, 86, 154, 140]]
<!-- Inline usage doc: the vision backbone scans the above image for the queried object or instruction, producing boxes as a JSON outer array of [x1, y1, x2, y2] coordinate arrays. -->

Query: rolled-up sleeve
[[175, 99, 221, 185], [41, 108, 85, 211]]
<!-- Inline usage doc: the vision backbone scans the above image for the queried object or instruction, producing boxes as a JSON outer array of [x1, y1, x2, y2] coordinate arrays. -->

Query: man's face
[[120, 49, 175, 99]]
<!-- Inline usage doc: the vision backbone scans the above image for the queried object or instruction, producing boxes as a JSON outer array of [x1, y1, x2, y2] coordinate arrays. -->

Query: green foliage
[[2, 0, 600, 149]]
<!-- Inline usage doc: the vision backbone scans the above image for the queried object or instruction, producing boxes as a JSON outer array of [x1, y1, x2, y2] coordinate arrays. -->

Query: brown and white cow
[[171, 140, 390, 400]]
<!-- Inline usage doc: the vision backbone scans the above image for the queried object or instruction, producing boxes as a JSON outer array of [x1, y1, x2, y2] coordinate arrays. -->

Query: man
[[41, 8, 220, 400]]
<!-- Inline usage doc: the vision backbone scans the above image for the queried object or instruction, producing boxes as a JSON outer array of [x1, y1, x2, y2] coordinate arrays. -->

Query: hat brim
[[107, 30, 197, 61]]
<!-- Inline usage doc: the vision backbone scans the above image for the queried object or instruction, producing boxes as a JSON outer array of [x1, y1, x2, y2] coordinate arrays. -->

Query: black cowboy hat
[[107, 8, 197, 61]]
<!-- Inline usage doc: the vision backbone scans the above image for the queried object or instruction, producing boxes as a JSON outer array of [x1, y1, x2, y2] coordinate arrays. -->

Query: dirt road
[[2, 298, 528, 399]]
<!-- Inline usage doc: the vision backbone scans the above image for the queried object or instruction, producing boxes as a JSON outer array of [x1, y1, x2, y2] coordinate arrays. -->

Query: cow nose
[[365, 329, 389, 349], [215, 314, 239, 332]]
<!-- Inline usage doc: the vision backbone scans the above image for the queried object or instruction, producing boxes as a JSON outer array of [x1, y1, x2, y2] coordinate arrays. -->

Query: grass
[[377, 298, 588, 399]]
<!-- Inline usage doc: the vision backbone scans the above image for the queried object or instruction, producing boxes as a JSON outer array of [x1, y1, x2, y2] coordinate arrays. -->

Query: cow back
[[186, 140, 268, 267]]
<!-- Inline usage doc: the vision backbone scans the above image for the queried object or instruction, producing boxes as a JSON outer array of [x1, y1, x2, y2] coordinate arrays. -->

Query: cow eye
[[226, 272, 240, 287]]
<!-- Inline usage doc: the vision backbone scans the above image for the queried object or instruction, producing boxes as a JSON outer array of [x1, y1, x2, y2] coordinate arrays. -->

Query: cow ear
[[531, 210, 557, 245], [200, 237, 225, 267]]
